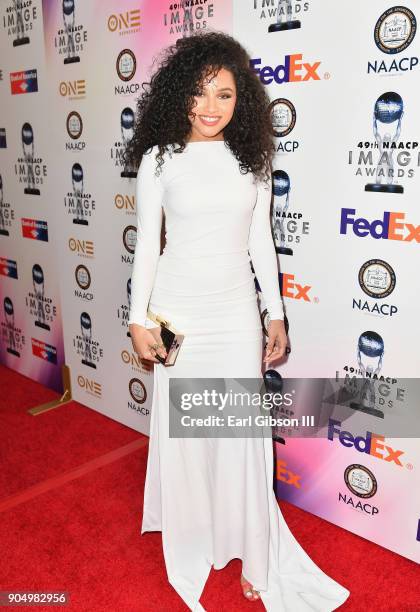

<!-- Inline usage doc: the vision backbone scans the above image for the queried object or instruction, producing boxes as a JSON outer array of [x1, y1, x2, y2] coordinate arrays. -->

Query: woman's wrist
[[129, 321, 147, 330]]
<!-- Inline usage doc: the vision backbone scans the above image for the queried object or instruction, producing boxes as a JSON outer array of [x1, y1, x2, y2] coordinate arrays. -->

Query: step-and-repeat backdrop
[[0, 1, 418, 563]]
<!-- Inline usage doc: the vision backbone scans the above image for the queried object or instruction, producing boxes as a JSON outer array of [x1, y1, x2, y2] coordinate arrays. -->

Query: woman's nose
[[203, 95, 217, 113]]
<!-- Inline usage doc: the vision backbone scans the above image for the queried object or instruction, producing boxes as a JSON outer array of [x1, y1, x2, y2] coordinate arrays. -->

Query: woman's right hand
[[129, 324, 167, 363]]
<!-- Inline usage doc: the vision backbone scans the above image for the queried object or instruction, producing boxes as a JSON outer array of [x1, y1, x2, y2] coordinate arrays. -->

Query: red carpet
[[0, 364, 418, 611]]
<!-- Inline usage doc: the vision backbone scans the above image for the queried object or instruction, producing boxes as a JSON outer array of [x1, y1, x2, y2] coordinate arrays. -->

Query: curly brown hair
[[122, 31, 275, 183]]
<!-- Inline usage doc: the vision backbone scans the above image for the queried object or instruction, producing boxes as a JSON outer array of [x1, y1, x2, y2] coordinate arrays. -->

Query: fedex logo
[[281, 272, 311, 301], [255, 272, 312, 302], [250, 54, 321, 85], [276, 459, 301, 488], [327, 419, 404, 466], [340, 208, 420, 243]]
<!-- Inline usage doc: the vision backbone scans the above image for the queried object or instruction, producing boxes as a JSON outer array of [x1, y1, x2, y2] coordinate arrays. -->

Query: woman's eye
[[219, 94, 232, 99]]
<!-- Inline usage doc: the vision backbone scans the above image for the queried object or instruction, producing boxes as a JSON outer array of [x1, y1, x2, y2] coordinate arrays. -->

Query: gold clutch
[[146, 308, 184, 366]]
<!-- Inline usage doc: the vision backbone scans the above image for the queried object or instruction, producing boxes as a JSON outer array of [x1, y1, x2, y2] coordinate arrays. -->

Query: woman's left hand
[[264, 319, 287, 363]]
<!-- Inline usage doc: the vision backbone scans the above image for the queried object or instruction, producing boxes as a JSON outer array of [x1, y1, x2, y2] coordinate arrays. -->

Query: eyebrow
[[216, 87, 234, 92]]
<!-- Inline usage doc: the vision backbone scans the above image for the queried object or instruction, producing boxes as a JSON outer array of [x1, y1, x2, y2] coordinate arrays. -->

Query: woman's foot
[[240, 573, 260, 601]]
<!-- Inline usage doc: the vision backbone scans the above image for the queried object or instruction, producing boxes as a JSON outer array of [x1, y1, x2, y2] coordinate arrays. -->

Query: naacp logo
[[117, 49, 136, 81], [115, 50, 139, 96], [66, 111, 86, 152], [74, 265, 93, 302], [269, 98, 296, 137], [123, 225, 137, 256], [358, 259, 396, 299], [75, 264, 92, 291], [129, 378, 147, 404], [374, 6, 417, 54], [67, 111, 83, 140], [344, 464, 377, 499]]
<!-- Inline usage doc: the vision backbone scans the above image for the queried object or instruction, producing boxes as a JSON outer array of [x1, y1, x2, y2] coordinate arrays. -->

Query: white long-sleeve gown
[[128, 141, 350, 611]]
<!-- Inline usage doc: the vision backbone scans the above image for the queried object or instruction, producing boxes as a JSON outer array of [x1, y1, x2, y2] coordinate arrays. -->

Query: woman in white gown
[[126, 32, 350, 611]]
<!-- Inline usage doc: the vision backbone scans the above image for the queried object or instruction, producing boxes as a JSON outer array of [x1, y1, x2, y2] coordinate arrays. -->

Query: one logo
[[358, 259, 396, 299], [121, 349, 154, 375], [68, 237, 94, 257], [344, 464, 378, 498], [77, 375, 102, 398], [374, 6, 417, 54], [327, 418, 405, 467], [59, 80, 86, 99], [107, 10, 141, 33], [340, 208, 420, 243], [114, 192, 135, 213]]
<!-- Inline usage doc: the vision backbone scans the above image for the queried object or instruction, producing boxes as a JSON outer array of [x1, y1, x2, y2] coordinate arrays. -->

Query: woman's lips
[[199, 115, 221, 126]]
